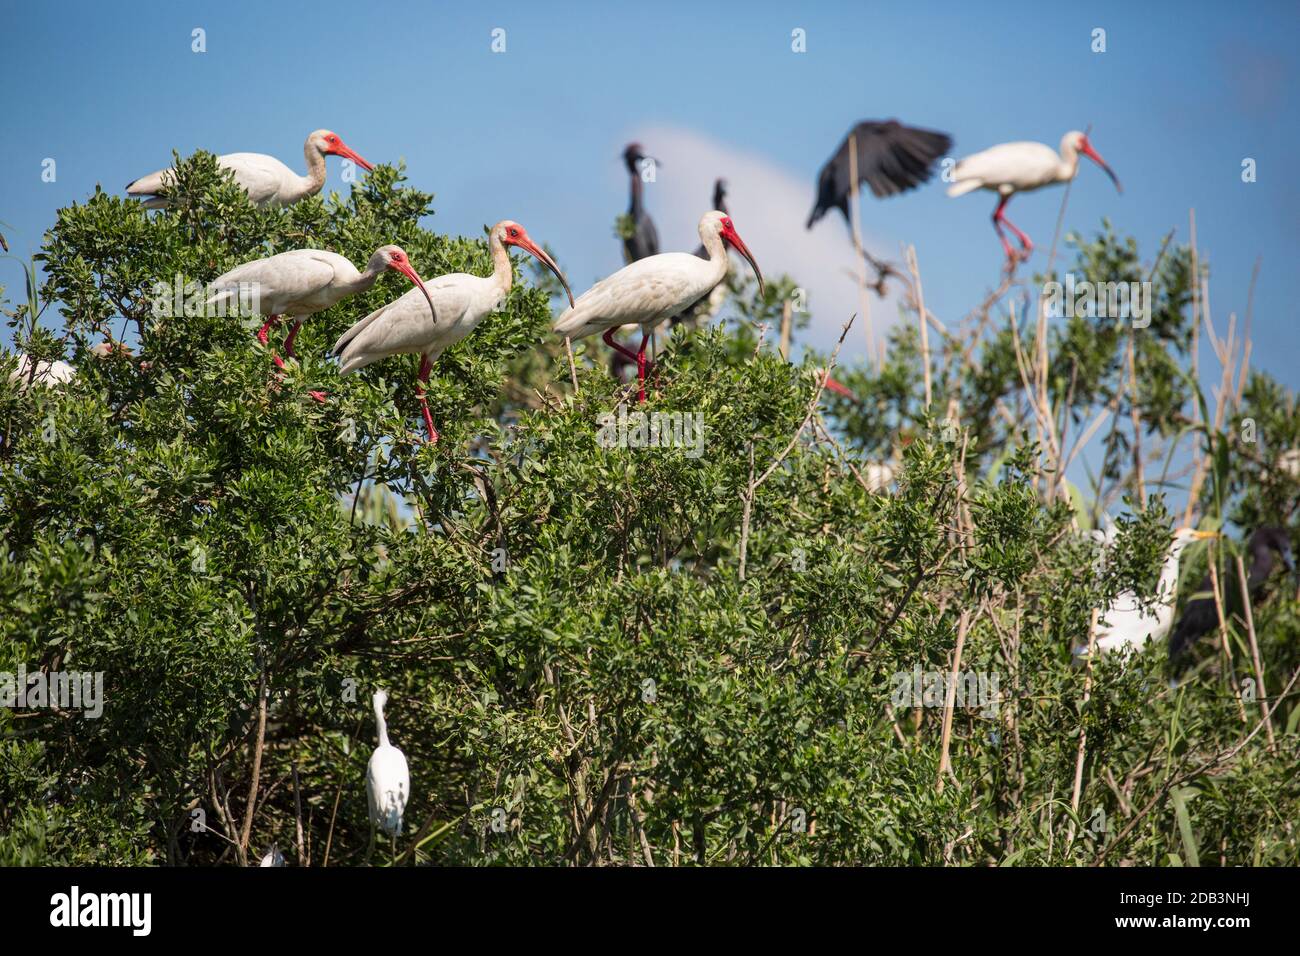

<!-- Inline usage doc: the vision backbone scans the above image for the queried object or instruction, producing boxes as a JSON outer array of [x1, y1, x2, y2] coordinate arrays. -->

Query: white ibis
[[8, 342, 118, 391], [555, 210, 763, 403], [127, 130, 373, 209], [806, 120, 952, 229], [207, 246, 433, 394], [674, 179, 732, 327], [9, 356, 75, 389], [366, 689, 410, 862], [1074, 527, 1217, 659], [1169, 527, 1295, 667], [333, 221, 573, 443], [947, 131, 1121, 264], [621, 143, 660, 263]]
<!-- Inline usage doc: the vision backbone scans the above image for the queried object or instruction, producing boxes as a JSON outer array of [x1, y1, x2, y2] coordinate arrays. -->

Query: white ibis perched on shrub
[[333, 221, 573, 443], [9, 356, 75, 389], [673, 179, 732, 326], [8, 342, 120, 391], [621, 143, 660, 263], [556, 210, 762, 403], [1168, 526, 1296, 668], [1074, 527, 1217, 659], [692, 180, 729, 258], [947, 131, 1121, 264], [366, 689, 409, 862], [207, 245, 432, 399], [806, 120, 952, 230], [127, 130, 373, 209]]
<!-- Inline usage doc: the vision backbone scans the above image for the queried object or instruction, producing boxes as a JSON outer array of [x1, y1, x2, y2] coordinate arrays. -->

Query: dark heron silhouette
[[806, 120, 952, 230], [622, 143, 660, 263], [1168, 526, 1296, 668]]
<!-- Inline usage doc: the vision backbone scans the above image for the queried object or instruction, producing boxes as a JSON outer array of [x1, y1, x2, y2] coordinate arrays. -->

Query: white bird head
[[306, 129, 374, 172], [699, 211, 764, 295], [372, 688, 389, 712], [1170, 526, 1218, 556], [492, 220, 575, 307], [1061, 130, 1121, 193], [368, 244, 436, 323]]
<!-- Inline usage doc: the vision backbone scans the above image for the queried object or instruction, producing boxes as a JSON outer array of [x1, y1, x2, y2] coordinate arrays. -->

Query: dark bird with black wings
[[621, 143, 660, 263], [806, 120, 952, 230], [1168, 526, 1296, 669]]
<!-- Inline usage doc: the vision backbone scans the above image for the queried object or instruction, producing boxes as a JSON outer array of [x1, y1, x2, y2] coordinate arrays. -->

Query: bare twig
[[1236, 553, 1275, 751], [906, 245, 932, 408], [936, 611, 971, 793]]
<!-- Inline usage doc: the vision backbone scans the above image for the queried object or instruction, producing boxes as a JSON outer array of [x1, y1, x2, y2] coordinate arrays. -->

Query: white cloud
[[633, 124, 907, 362]]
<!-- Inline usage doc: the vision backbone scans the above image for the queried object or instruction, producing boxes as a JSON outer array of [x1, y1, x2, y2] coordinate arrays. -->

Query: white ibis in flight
[[947, 131, 1121, 264], [207, 245, 432, 399], [621, 143, 660, 263], [333, 221, 573, 443], [806, 120, 952, 230], [366, 689, 409, 862], [555, 210, 763, 403], [127, 130, 373, 209]]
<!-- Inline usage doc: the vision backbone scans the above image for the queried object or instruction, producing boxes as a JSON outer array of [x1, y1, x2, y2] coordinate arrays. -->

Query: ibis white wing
[[218, 152, 298, 206], [209, 249, 351, 316], [949, 141, 1062, 194], [334, 275, 477, 374], [555, 253, 715, 338]]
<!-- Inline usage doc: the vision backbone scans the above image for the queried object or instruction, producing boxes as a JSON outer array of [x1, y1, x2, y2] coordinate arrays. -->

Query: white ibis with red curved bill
[[555, 210, 763, 403], [208, 245, 432, 400], [333, 221, 573, 443], [127, 130, 373, 209], [947, 131, 1121, 265]]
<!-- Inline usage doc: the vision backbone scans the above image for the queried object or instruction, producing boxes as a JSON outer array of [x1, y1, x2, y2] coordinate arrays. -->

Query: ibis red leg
[[283, 319, 304, 359], [636, 331, 651, 404], [415, 354, 439, 444], [602, 327, 641, 365], [256, 314, 280, 346], [993, 195, 1033, 262], [257, 314, 289, 369], [991, 198, 1018, 263]]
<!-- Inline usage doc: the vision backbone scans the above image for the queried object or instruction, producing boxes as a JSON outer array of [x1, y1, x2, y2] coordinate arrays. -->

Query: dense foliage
[[2, 156, 1296, 866]]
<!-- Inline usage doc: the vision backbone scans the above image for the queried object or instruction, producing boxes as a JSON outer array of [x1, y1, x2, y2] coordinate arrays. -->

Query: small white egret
[[366, 689, 410, 862], [1075, 527, 1218, 659]]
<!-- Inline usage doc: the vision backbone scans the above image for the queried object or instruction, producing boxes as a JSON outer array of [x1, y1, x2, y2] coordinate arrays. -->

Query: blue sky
[[3, 0, 1297, 391]]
